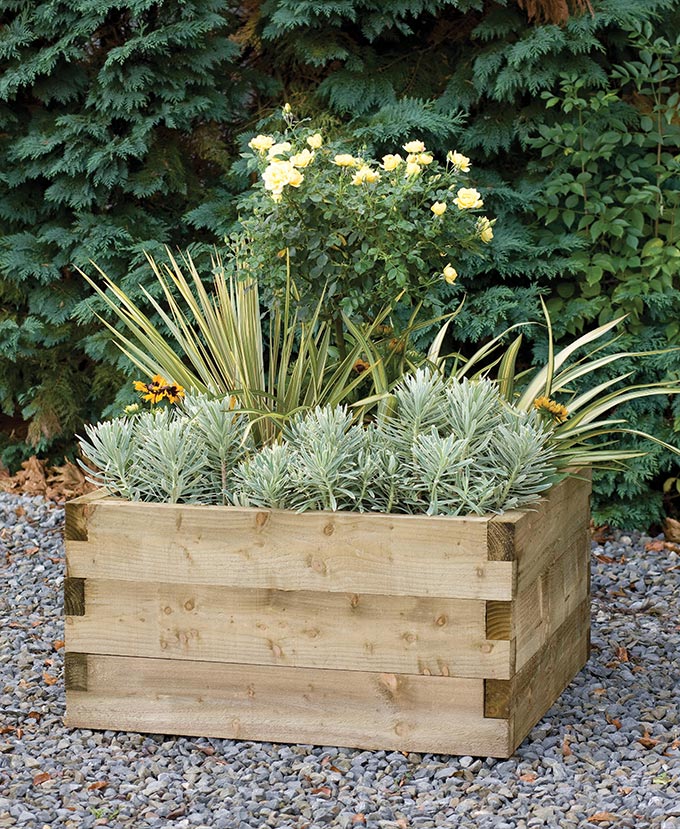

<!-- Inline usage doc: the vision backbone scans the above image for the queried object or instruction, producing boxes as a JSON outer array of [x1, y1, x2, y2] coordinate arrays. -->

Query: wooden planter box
[[63, 473, 591, 758]]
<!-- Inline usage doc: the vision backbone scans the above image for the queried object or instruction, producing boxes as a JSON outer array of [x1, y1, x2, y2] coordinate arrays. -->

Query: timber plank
[[64, 490, 108, 542], [64, 577, 85, 617], [65, 655, 511, 757], [510, 598, 590, 747], [513, 522, 590, 670], [64, 652, 88, 691], [66, 580, 513, 679], [512, 473, 591, 592], [66, 502, 514, 600], [485, 601, 512, 641]]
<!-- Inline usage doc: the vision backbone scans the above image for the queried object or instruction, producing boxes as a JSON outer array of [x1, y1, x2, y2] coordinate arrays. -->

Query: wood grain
[[510, 598, 590, 747], [484, 678, 511, 719], [66, 502, 514, 600], [64, 490, 107, 542], [66, 580, 513, 679], [485, 601, 512, 641], [513, 472, 592, 593], [513, 523, 590, 670], [64, 652, 88, 691], [64, 577, 85, 617], [65, 655, 511, 757]]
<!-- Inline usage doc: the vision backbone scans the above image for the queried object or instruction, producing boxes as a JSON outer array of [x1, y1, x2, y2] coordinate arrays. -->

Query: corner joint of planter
[[64, 652, 88, 692], [486, 519, 516, 562], [64, 577, 86, 617]]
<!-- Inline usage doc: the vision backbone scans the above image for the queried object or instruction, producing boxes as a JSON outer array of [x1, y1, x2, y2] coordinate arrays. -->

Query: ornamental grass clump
[[428, 299, 680, 471], [79, 249, 395, 445]]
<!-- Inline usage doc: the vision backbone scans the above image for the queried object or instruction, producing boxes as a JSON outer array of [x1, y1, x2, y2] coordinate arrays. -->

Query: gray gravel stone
[[1, 496, 679, 828]]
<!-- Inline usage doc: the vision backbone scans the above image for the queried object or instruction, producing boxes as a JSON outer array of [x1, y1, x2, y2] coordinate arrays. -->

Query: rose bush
[[237, 112, 495, 344]]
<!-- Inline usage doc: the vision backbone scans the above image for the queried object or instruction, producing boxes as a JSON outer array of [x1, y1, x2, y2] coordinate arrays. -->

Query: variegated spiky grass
[[425, 299, 680, 470], [78, 247, 393, 445]]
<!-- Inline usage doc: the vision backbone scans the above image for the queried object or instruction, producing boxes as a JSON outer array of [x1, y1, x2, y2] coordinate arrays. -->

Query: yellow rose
[[381, 153, 403, 171], [351, 165, 380, 185], [267, 141, 292, 158], [406, 153, 419, 164], [307, 133, 323, 149], [418, 153, 434, 165], [431, 201, 447, 216], [405, 161, 421, 177], [477, 216, 494, 243], [282, 103, 292, 114], [287, 167, 303, 187], [248, 134, 275, 153], [290, 148, 314, 168], [403, 140, 426, 153], [453, 187, 483, 210], [447, 150, 471, 173], [262, 160, 303, 196], [262, 162, 289, 194], [334, 153, 358, 167], [443, 264, 458, 284]]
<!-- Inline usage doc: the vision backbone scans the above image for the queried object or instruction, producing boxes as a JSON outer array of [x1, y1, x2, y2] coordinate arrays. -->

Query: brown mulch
[[0, 457, 96, 503]]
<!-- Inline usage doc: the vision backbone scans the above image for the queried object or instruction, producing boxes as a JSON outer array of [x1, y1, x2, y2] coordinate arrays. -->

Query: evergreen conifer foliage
[[0, 0, 247, 461]]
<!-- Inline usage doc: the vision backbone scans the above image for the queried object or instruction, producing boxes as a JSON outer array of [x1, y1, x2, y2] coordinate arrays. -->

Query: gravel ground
[[1, 492, 679, 829]]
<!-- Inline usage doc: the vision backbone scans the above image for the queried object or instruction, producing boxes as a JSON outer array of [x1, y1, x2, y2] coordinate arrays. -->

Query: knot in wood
[[308, 556, 327, 575], [379, 673, 399, 694]]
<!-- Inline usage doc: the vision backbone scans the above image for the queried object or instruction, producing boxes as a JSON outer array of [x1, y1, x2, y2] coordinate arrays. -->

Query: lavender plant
[[80, 374, 558, 514], [79, 394, 250, 504], [232, 371, 558, 515]]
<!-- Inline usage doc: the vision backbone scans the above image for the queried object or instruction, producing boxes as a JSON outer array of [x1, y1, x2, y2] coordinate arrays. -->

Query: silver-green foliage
[[181, 396, 253, 504], [79, 395, 250, 504], [233, 408, 367, 512], [82, 374, 558, 514], [233, 370, 558, 515]]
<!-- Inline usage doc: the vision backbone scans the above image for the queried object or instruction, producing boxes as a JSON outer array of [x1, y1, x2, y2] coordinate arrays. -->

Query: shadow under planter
[[63, 472, 591, 758]]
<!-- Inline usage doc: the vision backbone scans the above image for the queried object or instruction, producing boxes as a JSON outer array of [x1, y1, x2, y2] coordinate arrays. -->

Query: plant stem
[[578, 108, 589, 213], [334, 315, 347, 361]]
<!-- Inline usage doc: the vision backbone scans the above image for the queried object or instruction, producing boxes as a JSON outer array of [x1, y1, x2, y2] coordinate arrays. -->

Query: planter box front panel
[[66, 503, 513, 600], [64, 473, 591, 757]]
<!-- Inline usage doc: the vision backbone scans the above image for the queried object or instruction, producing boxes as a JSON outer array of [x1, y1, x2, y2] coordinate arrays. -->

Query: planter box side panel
[[485, 598, 590, 749], [64, 476, 591, 758], [487, 473, 592, 672]]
